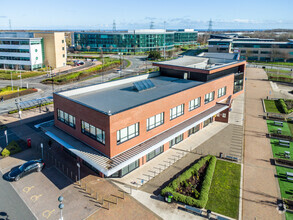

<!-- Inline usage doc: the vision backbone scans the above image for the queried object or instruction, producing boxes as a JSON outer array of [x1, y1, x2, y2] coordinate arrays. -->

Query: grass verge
[[264, 100, 283, 113], [0, 70, 46, 80], [267, 120, 292, 137], [0, 86, 26, 96], [206, 160, 241, 219], [8, 102, 53, 114]]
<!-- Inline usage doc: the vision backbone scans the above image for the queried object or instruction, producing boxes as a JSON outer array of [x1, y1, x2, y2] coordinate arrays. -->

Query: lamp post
[[58, 196, 64, 220], [118, 52, 123, 78], [40, 143, 43, 159], [15, 98, 22, 119], [77, 162, 80, 185]]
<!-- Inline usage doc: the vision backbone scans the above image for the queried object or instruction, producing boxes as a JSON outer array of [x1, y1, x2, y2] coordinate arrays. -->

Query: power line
[[150, 21, 154, 29], [208, 19, 213, 32], [113, 20, 116, 32]]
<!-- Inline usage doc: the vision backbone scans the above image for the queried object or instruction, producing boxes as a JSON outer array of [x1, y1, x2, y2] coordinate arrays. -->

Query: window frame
[[204, 91, 215, 104], [57, 109, 75, 128], [117, 123, 139, 144], [170, 104, 184, 120], [188, 97, 201, 111], [218, 86, 227, 98], [147, 112, 164, 131], [81, 120, 105, 145]]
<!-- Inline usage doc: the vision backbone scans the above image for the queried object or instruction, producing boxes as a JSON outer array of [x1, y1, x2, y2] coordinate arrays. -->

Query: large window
[[121, 160, 139, 177], [57, 109, 75, 128], [170, 104, 184, 120], [188, 124, 200, 136], [117, 123, 139, 144], [81, 121, 105, 144], [218, 86, 226, 98], [146, 146, 164, 162], [169, 134, 184, 148], [189, 97, 201, 111], [204, 91, 215, 104], [147, 113, 164, 131]]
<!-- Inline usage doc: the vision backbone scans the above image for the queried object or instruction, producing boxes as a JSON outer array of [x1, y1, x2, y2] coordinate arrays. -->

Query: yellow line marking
[[42, 209, 55, 219], [23, 186, 35, 193], [30, 194, 43, 202]]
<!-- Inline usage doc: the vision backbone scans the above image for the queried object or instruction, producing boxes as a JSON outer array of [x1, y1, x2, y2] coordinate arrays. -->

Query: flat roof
[[154, 54, 241, 71], [62, 75, 204, 115]]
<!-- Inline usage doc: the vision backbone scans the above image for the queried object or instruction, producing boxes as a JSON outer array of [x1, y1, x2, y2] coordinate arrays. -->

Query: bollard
[[96, 192, 98, 200], [107, 201, 110, 210], [85, 183, 87, 192]]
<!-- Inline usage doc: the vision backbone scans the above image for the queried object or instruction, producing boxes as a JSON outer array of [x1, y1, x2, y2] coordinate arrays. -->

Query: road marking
[[42, 209, 55, 219], [30, 194, 42, 202], [23, 186, 35, 193]]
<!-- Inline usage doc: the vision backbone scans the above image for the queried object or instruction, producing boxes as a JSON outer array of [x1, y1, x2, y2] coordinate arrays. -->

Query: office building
[[37, 53, 245, 178], [208, 34, 293, 62], [0, 32, 67, 70], [72, 29, 198, 52]]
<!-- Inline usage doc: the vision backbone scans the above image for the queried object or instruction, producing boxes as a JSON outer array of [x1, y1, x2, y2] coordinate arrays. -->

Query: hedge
[[1, 140, 22, 157], [2, 88, 38, 101], [161, 155, 217, 208], [8, 101, 53, 114], [279, 99, 293, 114]]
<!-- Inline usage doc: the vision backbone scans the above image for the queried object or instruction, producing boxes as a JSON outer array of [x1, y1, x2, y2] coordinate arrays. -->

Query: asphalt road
[[0, 170, 36, 220]]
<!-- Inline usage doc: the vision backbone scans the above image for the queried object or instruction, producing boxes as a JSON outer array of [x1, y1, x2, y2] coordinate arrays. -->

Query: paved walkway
[[242, 68, 283, 220]]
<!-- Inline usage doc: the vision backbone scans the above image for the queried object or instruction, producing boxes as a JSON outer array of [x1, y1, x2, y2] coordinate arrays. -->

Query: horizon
[[0, 0, 293, 30]]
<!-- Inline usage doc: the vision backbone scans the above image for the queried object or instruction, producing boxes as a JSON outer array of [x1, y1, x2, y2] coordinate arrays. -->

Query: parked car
[[7, 159, 45, 181]]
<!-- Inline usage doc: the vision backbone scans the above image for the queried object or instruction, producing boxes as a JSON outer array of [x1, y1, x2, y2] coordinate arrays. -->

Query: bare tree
[[109, 45, 113, 53], [86, 45, 91, 52], [270, 45, 281, 62]]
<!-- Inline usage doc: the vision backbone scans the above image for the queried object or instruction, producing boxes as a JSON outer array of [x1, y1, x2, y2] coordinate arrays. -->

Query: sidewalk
[[242, 68, 283, 220]]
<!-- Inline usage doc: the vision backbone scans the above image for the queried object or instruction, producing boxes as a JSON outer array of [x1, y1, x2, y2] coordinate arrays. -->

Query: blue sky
[[0, 0, 293, 30]]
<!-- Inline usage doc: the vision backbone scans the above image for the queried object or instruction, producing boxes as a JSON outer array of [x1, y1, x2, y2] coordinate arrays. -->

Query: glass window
[[57, 109, 75, 128], [146, 145, 164, 161], [204, 91, 215, 104], [189, 97, 201, 111], [169, 134, 184, 148], [147, 112, 164, 131], [188, 124, 200, 136], [170, 104, 184, 120], [218, 86, 226, 98], [117, 123, 139, 144], [81, 120, 105, 144]]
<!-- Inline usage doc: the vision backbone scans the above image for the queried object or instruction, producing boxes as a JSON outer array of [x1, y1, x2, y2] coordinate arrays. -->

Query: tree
[[148, 51, 161, 60], [76, 45, 81, 51], [86, 45, 91, 52], [167, 50, 174, 58], [270, 45, 281, 62], [109, 45, 113, 53]]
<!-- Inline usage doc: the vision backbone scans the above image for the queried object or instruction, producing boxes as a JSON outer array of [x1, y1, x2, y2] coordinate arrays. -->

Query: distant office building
[[35, 32, 67, 69], [208, 34, 293, 62], [37, 52, 245, 178], [72, 29, 198, 52], [0, 32, 67, 70]]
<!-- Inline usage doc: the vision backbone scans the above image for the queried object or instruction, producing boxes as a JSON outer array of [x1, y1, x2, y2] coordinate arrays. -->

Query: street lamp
[[77, 162, 80, 185], [40, 143, 43, 159], [118, 52, 123, 78], [58, 196, 64, 220]]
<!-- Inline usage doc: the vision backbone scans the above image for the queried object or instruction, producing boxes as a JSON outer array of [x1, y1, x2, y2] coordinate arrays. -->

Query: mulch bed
[[176, 162, 208, 198]]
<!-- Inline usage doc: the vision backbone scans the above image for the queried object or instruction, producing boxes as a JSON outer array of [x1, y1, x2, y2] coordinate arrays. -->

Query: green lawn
[[286, 212, 293, 220], [289, 123, 293, 136], [0, 70, 46, 80], [267, 69, 292, 74], [206, 160, 241, 219], [270, 139, 293, 160], [249, 61, 293, 67], [264, 100, 283, 113], [267, 120, 292, 137], [275, 166, 293, 199]]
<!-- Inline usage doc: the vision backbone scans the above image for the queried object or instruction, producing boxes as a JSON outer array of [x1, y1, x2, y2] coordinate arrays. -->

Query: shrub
[[161, 155, 217, 208], [1, 140, 22, 157], [148, 51, 161, 60]]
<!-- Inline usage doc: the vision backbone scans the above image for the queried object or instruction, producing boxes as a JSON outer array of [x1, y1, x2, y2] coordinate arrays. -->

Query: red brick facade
[[54, 70, 243, 159]]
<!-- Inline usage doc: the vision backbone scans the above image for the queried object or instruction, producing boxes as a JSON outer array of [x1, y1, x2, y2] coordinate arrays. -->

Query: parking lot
[[0, 149, 98, 220]]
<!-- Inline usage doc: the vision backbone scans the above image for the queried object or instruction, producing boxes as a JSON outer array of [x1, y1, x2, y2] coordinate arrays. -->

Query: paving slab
[[242, 68, 283, 220]]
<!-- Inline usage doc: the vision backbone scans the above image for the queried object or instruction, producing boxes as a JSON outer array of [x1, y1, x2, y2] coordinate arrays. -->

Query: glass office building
[[73, 29, 198, 52]]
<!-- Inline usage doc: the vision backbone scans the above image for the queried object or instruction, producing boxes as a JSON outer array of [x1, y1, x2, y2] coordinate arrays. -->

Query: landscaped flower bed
[[161, 155, 216, 208]]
